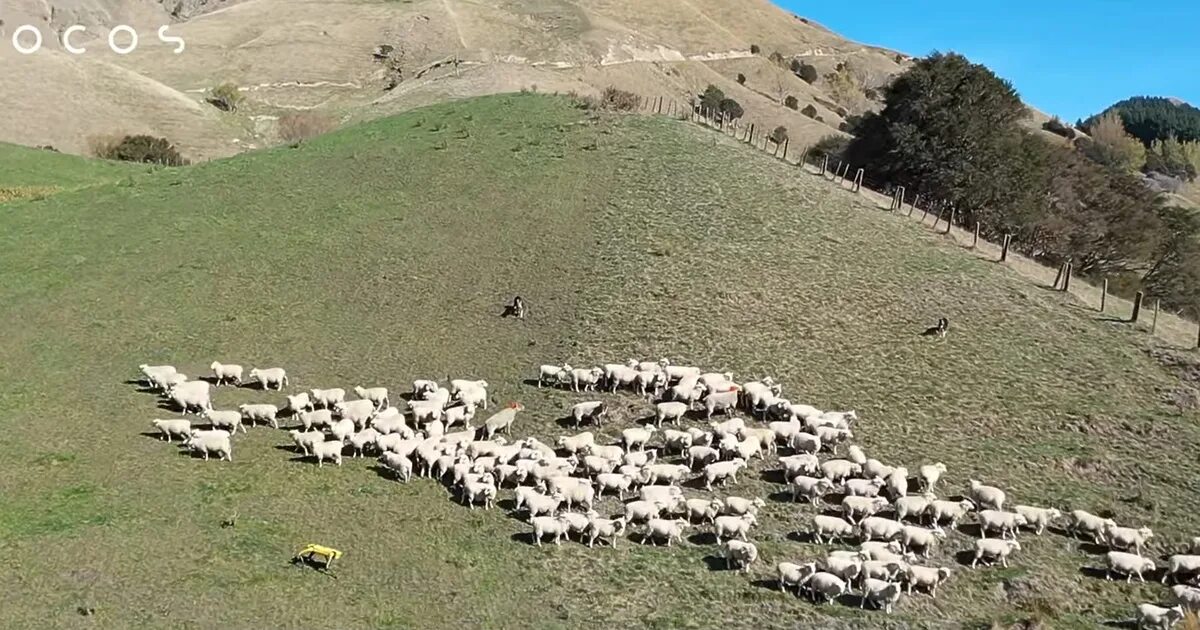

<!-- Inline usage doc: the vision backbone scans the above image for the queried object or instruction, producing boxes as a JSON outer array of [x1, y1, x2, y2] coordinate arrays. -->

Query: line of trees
[[839, 52, 1198, 313]]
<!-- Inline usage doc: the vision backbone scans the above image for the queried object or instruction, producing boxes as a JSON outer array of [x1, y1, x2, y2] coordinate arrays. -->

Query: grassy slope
[[0, 94, 1197, 629], [0, 142, 147, 189]]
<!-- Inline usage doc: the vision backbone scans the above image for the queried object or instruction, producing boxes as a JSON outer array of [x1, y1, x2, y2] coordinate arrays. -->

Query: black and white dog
[[921, 317, 949, 338]]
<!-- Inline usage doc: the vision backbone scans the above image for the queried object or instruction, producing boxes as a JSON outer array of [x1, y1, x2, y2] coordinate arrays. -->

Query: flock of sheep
[[139, 358, 1200, 625]]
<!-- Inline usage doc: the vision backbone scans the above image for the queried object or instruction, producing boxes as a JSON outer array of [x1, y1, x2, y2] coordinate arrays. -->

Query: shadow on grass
[[956, 523, 984, 538], [954, 550, 979, 567], [767, 490, 796, 503], [1101, 620, 1137, 629], [139, 431, 169, 441], [786, 530, 819, 544], [836, 593, 865, 608], [687, 532, 718, 546], [1078, 542, 1110, 555], [758, 469, 787, 484], [701, 554, 730, 571], [1078, 566, 1110, 581]]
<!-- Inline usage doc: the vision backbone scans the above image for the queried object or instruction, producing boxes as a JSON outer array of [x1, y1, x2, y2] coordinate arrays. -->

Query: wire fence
[[633, 93, 1200, 350]]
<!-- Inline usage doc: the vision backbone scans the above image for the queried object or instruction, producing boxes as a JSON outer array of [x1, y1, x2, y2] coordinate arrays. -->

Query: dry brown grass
[[0, 186, 59, 203], [277, 112, 337, 145]]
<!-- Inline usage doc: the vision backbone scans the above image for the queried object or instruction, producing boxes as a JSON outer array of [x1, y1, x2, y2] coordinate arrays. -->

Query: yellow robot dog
[[293, 544, 342, 571]]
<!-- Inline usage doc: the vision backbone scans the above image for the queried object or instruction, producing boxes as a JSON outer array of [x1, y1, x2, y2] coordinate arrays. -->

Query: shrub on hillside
[[801, 104, 818, 119], [599, 86, 640, 111], [768, 51, 786, 67], [736, 73, 746, 85], [100, 135, 187, 166], [750, 44, 760, 54], [278, 112, 336, 145], [811, 134, 849, 161], [796, 62, 818, 84], [1042, 117, 1076, 139], [718, 98, 744, 120], [785, 95, 799, 110], [770, 126, 789, 144], [207, 82, 244, 112]]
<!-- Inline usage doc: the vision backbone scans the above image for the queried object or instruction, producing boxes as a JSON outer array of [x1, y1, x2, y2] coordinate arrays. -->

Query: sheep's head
[[1007, 540, 1022, 551], [1046, 508, 1063, 520], [249, 368, 261, 377], [1014, 514, 1029, 527], [937, 567, 952, 581], [625, 359, 638, 367], [1142, 558, 1158, 571], [960, 499, 977, 511], [1138, 527, 1154, 539], [743, 513, 758, 526], [589, 367, 603, 378]]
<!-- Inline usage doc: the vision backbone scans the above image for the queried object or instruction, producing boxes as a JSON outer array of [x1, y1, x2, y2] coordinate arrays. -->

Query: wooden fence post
[[933, 208, 944, 231], [1052, 263, 1065, 290], [908, 194, 918, 217], [944, 209, 955, 234], [748, 124, 756, 144], [972, 222, 980, 248], [1152, 299, 1160, 333], [780, 138, 789, 161], [920, 199, 929, 222], [1062, 263, 1072, 292], [820, 155, 828, 176], [838, 163, 849, 185], [1000, 234, 1012, 262], [1130, 291, 1144, 322], [853, 168, 864, 192], [1100, 278, 1108, 312]]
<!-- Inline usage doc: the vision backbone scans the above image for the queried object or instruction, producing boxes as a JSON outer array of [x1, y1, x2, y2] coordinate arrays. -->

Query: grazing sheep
[[768, 418, 805, 445], [310, 439, 344, 467], [184, 431, 232, 461], [285, 392, 313, 414], [408, 399, 445, 424], [377, 435, 422, 457], [792, 476, 836, 504], [723, 496, 765, 517], [442, 402, 477, 429], [859, 517, 906, 543], [538, 364, 571, 388], [654, 402, 690, 427], [885, 468, 909, 499], [322, 413, 354, 441], [968, 479, 1006, 511], [452, 382, 489, 411], [724, 540, 758, 573], [1106, 524, 1155, 556], [377, 451, 413, 481], [779, 453, 820, 480], [714, 514, 757, 542], [894, 493, 937, 523], [530, 514, 571, 546], [296, 409, 333, 432], [843, 496, 890, 524], [289, 430, 323, 455], [557, 432, 595, 454], [899, 525, 946, 558], [139, 364, 177, 388], [685, 498, 724, 523], [347, 428, 380, 457], [1135, 603, 1184, 630], [663, 363, 702, 383], [788, 432, 822, 455], [249, 367, 288, 391], [568, 401, 607, 429], [812, 515, 856, 544], [660, 429, 693, 454], [545, 476, 595, 511], [862, 559, 907, 584], [515, 487, 554, 515], [703, 388, 741, 419], [371, 411, 411, 437], [622, 449, 656, 468], [570, 367, 605, 393], [606, 365, 641, 392], [821, 459, 862, 482], [623, 500, 666, 524], [664, 383, 706, 410], [462, 476, 497, 509], [633, 370, 667, 399], [778, 561, 818, 595], [594, 473, 638, 500], [1170, 584, 1200, 611], [353, 386, 389, 410], [815, 426, 853, 452], [978, 510, 1028, 540], [203, 409, 245, 434], [309, 388, 346, 409], [686, 428, 713, 447], [209, 361, 243, 386], [860, 578, 903, 613], [621, 425, 657, 451], [1068, 510, 1116, 543], [845, 478, 886, 498], [585, 444, 624, 463], [972, 539, 1021, 568], [170, 381, 213, 414], [582, 455, 617, 477], [238, 403, 279, 429], [919, 463, 948, 492], [686, 445, 720, 469], [799, 571, 847, 604], [703, 458, 746, 490], [586, 515, 627, 548], [709, 417, 745, 437], [925, 499, 976, 529], [333, 399, 376, 430], [646, 463, 691, 486], [1105, 552, 1156, 582], [482, 403, 525, 439], [1013, 505, 1062, 535], [730, 435, 763, 461], [846, 444, 867, 465], [411, 379, 438, 399], [1164, 555, 1200, 585], [641, 518, 689, 546], [639, 485, 683, 505], [860, 541, 905, 560], [905, 565, 952, 596], [862, 458, 895, 481], [151, 418, 191, 442]]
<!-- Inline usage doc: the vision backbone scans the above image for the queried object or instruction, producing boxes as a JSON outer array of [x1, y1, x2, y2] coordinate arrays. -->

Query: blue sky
[[775, 1, 1200, 122]]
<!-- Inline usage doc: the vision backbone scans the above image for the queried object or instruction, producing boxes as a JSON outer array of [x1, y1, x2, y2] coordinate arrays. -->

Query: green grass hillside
[[0, 142, 146, 191], [1, 94, 1197, 629]]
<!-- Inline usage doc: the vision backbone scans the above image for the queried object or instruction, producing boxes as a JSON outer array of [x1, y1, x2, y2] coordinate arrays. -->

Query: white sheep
[[1106, 524, 1154, 556], [685, 498, 724, 523], [918, 462, 947, 492], [371, 411, 413, 437], [703, 388, 741, 419], [633, 370, 667, 399], [844, 478, 886, 498], [684, 427, 712, 449], [346, 427, 379, 456], [623, 500, 666, 524], [1103, 551, 1156, 582], [1136, 603, 1185, 630], [238, 403, 279, 429], [714, 514, 756, 542], [586, 515, 627, 548], [377, 435, 421, 457], [978, 510, 1028, 540], [1192, 537, 1200, 554], [151, 418, 191, 442], [331, 399, 374, 430], [641, 518, 689, 546], [482, 403, 524, 439], [209, 361, 243, 386], [1013, 505, 1061, 535], [582, 455, 616, 477], [570, 367, 604, 393], [822, 554, 866, 583], [170, 381, 212, 414], [860, 540, 905, 560], [378, 451, 413, 481], [820, 459, 862, 482], [724, 540, 758, 573], [1170, 584, 1200, 611], [664, 382, 706, 410], [788, 432, 822, 454], [530, 514, 571, 546], [1067, 509, 1116, 543], [686, 445, 720, 469], [843, 496, 889, 524], [545, 476, 594, 511], [861, 559, 908, 584], [703, 458, 746, 490], [859, 517, 906, 542], [328, 417, 355, 443], [556, 431, 595, 454], [646, 463, 691, 486], [654, 401, 690, 427], [972, 539, 1020, 568], [307, 388, 344, 409], [185, 431, 232, 461], [778, 561, 818, 595], [799, 571, 847, 604], [289, 430, 323, 455], [815, 426, 852, 453], [309, 439, 344, 467], [296, 409, 333, 432], [812, 515, 856, 544], [925, 499, 976, 529], [353, 385, 389, 410], [968, 479, 1006, 511], [442, 402, 477, 429], [893, 493, 938, 523], [139, 364, 177, 388], [452, 381, 489, 411], [594, 472, 638, 500], [285, 392, 313, 414], [410, 379, 438, 399], [846, 444, 867, 465], [249, 367, 287, 390], [663, 363, 701, 383], [584, 443, 624, 463], [408, 400, 445, 424], [723, 496, 765, 517], [203, 409, 245, 434], [606, 365, 641, 392], [462, 476, 497, 509], [899, 525, 946, 558], [660, 429, 693, 454], [537, 364, 571, 388], [768, 418, 805, 444], [779, 453, 820, 480], [622, 449, 656, 468], [638, 485, 683, 505], [859, 578, 902, 613], [905, 565, 952, 596], [862, 458, 895, 481], [885, 467, 909, 499], [569, 401, 607, 428], [792, 476, 836, 504], [1164, 555, 1200, 585]]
